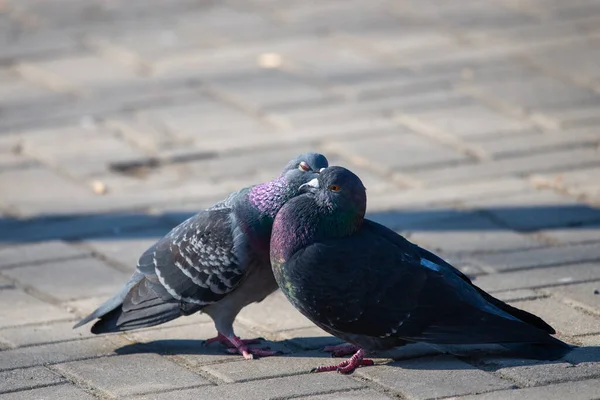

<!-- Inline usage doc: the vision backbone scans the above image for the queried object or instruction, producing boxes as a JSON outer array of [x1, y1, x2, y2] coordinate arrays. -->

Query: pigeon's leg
[[223, 335, 281, 359], [204, 332, 261, 347], [323, 343, 361, 357], [310, 348, 374, 374]]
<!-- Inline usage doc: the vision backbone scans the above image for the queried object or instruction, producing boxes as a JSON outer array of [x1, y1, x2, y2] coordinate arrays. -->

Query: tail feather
[[73, 272, 144, 329], [501, 335, 574, 360], [75, 273, 202, 334]]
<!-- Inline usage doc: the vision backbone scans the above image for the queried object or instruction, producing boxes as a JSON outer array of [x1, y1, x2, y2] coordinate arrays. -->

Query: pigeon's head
[[280, 152, 329, 187], [299, 166, 367, 228]]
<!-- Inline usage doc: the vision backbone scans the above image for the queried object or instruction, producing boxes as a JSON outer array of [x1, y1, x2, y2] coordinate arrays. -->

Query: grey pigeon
[[74, 153, 329, 359], [270, 166, 573, 373]]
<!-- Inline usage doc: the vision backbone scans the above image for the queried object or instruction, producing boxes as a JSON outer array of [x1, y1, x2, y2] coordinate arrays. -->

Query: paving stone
[[456, 378, 600, 400], [201, 350, 342, 383], [540, 166, 600, 202], [0, 241, 88, 269], [543, 282, 600, 314], [278, 326, 344, 351], [0, 336, 127, 371], [511, 298, 600, 336], [0, 167, 94, 217], [0, 383, 97, 400], [492, 289, 543, 303], [403, 103, 533, 139], [468, 244, 600, 272], [129, 373, 364, 400], [355, 355, 514, 399], [82, 232, 167, 271], [295, 389, 394, 400], [481, 357, 600, 387], [3, 257, 130, 301], [0, 320, 95, 348], [472, 263, 600, 292], [237, 290, 315, 332], [564, 344, 600, 364], [328, 130, 468, 173], [407, 213, 544, 255], [20, 126, 145, 178], [0, 288, 73, 328], [54, 353, 209, 397], [410, 148, 600, 186], [0, 366, 65, 394], [540, 223, 600, 245]]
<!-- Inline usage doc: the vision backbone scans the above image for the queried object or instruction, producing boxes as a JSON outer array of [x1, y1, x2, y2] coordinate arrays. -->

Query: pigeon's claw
[[310, 348, 374, 374]]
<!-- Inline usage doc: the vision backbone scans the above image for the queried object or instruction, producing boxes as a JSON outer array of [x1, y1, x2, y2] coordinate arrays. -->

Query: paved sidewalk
[[1, 0, 600, 399]]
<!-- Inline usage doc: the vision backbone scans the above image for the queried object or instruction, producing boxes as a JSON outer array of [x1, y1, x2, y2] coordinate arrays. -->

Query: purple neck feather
[[247, 175, 290, 218]]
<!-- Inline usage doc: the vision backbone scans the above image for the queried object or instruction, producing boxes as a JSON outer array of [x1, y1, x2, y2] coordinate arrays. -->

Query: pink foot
[[310, 348, 374, 374], [205, 333, 280, 360], [323, 343, 361, 357]]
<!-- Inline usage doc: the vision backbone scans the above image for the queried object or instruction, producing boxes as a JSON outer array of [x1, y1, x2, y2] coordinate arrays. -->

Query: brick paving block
[[544, 281, 600, 314], [530, 40, 600, 85], [367, 178, 531, 210], [466, 188, 600, 232], [0, 166, 94, 217], [82, 237, 158, 272], [3, 257, 130, 301], [54, 353, 209, 397], [564, 344, 600, 364], [403, 103, 533, 139], [492, 289, 543, 303], [0, 383, 97, 400], [278, 326, 344, 351], [129, 373, 364, 400], [540, 222, 600, 245], [201, 350, 343, 383], [481, 357, 600, 387], [237, 291, 315, 332], [407, 213, 544, 255], [540, 166, 600, 202], [0, 288, 73, 328], [411, 148, 600, 186], [511, 298, 600, 336], [472, 263, 600, 292], [456, 378, 600, 400], [0, 336, 127, 371], [20, 125, 146, 178], [212, 69, 335, 110], [0, 320, 95, 348], [0, 241, 87, 269], [468, 244, 600, 272], [295, 389, 394, 400], [355, 355, 513, 399], [0, 366, 65, 394], [328, 130, 468, 173]]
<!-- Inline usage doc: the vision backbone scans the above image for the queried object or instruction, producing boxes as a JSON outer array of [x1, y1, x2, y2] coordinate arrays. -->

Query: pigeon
[[74, 153, 329, 359], [270, 166, 573, 373]]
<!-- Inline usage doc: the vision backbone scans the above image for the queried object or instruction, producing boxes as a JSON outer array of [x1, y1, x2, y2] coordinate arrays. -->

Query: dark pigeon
[[74, 153, 329, 359], [270, 166, 573, 373]]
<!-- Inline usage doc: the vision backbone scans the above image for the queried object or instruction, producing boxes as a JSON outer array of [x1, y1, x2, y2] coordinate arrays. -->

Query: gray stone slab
[[355, 355, 514, 399], [0, 289, 74, 328], [472, 263, 600, 292], [0, 320, 95, 348], [511, 298, 600, 336], [456, 378, 600, 400], [468, 244, 600, 272], [544, 281, 600, 314], [237, 291, 315, 332], [0, 241, 88, 269], [0, 336, 127, 371], [3, 257, 130, 301], [541, 223, 600, 245], [0, 366, 65, 394], [295, 389, 394, 400], [54, 353, 209, 397], [129, 373, 364, 400], [0, 383, 96, 400]]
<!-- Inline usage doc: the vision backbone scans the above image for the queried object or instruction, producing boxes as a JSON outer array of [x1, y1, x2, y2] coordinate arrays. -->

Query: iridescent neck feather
[[247, 176, 291, 218]]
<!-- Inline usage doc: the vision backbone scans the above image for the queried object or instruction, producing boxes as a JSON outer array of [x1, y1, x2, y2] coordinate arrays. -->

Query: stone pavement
[[1, 0, 600, 398]]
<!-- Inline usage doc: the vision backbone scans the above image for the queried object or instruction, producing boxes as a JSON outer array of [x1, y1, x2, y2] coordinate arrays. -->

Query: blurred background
[[1, 0, 600, 397]]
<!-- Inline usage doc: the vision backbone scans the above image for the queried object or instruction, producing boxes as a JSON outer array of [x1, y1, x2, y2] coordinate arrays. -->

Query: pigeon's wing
[[136, 207, 249, 307], [286, 223, 553, 346]]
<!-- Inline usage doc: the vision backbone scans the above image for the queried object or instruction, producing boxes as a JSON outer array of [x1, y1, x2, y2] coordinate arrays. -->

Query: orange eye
[[298, 162, 310, 171], [328, 185, 341, 192]]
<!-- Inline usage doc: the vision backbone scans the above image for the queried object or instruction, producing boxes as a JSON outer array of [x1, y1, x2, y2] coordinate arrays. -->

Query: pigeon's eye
[[328, 185, 341, 192], [298, 162, 310, 172]]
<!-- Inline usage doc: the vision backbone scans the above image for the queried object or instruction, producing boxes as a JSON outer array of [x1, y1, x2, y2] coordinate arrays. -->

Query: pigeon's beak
[[299, 178, 320, 194]]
